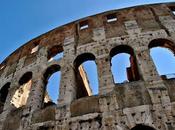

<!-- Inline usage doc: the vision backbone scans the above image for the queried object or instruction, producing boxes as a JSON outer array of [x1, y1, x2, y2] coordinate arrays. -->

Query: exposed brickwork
[[0, 2, 175, 130]]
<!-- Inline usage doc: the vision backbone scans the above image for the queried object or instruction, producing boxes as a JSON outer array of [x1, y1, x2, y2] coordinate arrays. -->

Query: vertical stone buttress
[[27, 72, 45, 111], [136, 39, 172, 128], [93, 27, 115, 95], [97, 55, 114, 95], [58, 36, 77, 106], [27, 47, 48, 111]]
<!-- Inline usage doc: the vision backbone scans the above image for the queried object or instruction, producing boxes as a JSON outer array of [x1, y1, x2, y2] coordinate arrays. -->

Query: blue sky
[[0, 0, 174, 63], [0, 0, 175, 103]]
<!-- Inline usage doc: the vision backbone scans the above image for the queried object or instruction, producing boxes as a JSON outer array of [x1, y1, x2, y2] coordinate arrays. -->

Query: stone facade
[[0, 2, 175, 130]]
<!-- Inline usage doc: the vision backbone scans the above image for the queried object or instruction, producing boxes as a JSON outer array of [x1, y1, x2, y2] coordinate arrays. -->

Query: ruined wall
[[0, 2, 175, 130]]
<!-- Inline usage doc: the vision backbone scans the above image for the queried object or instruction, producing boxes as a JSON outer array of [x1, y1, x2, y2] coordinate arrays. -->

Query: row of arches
[[0, 38, 175, 112], [0, 45, 65, 111], [111, 39, 175, 82], [46, 38, 175, 103], [0, 65, 61, 111], [75, 38, 175, 89]]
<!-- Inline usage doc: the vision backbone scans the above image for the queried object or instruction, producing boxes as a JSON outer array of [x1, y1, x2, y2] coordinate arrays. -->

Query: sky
[[0, 0, 175, 103], [0, 0, 174, 63]]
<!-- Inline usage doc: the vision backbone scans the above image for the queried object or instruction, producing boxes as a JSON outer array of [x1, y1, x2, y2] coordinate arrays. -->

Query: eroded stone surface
[[0, 2, 175, 130]]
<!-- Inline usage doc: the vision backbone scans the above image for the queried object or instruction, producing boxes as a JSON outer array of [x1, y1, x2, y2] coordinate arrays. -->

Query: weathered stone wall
[[0, 2, 175, 130]]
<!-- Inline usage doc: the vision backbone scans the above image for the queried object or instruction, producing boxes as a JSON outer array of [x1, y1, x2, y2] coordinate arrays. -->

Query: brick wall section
[[0, 2, 175, 130]]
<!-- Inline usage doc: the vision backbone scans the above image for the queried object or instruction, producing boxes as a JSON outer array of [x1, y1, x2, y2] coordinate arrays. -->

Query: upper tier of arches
[[0, 38, 175, 111]]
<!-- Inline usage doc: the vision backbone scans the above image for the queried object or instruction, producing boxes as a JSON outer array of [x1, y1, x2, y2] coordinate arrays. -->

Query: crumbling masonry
[[0, 2, 175, 130]]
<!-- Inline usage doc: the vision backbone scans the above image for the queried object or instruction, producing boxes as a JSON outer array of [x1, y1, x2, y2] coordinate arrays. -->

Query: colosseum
[[0, 2, 175, 130]]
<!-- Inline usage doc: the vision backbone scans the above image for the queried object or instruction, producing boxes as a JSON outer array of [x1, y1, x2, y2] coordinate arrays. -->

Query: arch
[[149, 38, 175, 79], [44, 64, 61, 80], [74, 53, 96, 69], [148, 38, 175, 53], [47, 45, 63, 61], [43, 64, 61, 107], [11, 72, 33, 108], [110, 45, 134, 58], [0, 82, 10, 113], [74, 53, 99, 98], [110, 45, 140, 83], [131, 124, 156, 130]]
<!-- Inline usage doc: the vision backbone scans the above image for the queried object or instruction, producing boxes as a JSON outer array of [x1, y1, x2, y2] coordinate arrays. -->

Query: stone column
[[58, 38, 77, 106], [1, 82, 19, 130], [135, 47, 161, 82], [58, 61, 76, 106], [3, 82, 18, 111], [96, 55, 114, 95], [26, 72, 45, 112], [136, 48, 172, 122]]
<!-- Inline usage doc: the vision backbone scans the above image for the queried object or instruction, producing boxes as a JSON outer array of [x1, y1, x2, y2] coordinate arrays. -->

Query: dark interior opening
[[0, 82, 10, 113], [131, 124, 155, 130], [19, 72, 32, 85], [79, 20, 89, 30], [106, 13, 117, 22]]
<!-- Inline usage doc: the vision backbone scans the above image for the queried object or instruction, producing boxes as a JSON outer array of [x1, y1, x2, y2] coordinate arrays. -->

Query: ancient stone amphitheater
[[0, 2, 175, 130]]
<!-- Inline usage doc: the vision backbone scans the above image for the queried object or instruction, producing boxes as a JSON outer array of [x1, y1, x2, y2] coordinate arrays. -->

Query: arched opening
[[110, 45, 140, 83], [43, 65, 61, 107], [74, 53, 99, 99], [48, 45, 63, 61], [0, 82, 10, 113], [11, 72, 32, 108], [131, 124, 155, 130], [149, 39, 175, 79]]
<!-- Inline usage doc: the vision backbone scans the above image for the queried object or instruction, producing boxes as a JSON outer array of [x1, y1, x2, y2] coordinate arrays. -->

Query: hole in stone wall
[[31, 45, 39, 54], [48, 45, 63, 61], [74, 53, 99, 99], [131, 124, 156, 130], [0, 82, 10, 113], [43, 65, 61, 107], [149, 39, 175, 79], [0, 65, 5, 70], [19, 72, 32, 85], [169, 6, 175, 15], [38, 126, 51, 130], [110, 45, 140, 84], [79, 20, 89, 30], [31, 42, 39, 54], [11, 72, 32, 108], [106, 13, 117, 23]]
